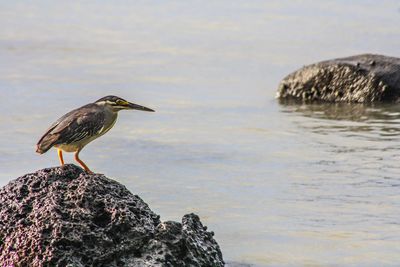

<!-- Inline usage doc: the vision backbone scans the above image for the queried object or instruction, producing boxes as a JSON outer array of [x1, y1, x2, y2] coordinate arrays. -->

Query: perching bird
[[36, 95, 154, 173]]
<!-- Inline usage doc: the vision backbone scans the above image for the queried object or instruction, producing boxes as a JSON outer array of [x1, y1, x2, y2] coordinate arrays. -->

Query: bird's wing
[[36, 111, 76, 152], [51, 106, 106, 144], [36, 104, 105, 153]]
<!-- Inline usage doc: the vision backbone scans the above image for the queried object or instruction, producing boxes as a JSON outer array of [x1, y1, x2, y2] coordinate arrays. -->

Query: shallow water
[[1, 1, 400, 266]]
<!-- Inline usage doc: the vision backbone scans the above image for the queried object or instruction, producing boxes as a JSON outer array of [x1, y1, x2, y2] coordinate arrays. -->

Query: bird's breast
[[97, 112, 118, 137]]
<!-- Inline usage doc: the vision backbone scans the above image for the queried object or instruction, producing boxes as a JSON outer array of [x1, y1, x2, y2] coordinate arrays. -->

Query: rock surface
[[277, 54, 400, 103], [0, 164, 224, 266]]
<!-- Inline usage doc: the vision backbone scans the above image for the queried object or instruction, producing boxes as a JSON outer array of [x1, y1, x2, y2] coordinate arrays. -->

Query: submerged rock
[[0, 164, 224, 266], [277, 54, 400, 103]]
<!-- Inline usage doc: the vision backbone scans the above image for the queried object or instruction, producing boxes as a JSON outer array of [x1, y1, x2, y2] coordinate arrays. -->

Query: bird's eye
[[116, 99, 124, 105]]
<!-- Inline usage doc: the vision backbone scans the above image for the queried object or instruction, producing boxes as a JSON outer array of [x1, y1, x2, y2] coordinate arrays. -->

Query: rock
[[0, 164, 224, 267], [276, 54, 400, 103]]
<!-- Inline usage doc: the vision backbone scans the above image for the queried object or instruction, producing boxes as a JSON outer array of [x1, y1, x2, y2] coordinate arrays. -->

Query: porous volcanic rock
[[277, 54, 400, 103], [0, 164, 224, 266]]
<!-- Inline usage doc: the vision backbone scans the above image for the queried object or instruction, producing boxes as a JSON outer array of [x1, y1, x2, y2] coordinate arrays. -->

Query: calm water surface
[[1, 1, 400, 266]]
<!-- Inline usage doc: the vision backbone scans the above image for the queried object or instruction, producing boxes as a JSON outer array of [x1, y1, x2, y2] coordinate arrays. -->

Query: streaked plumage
[[36, 95, 154, 173]]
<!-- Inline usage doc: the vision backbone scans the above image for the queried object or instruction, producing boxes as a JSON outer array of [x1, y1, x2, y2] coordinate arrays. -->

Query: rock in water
[[277, 54, 400, 103], [0, 164, 224, 266]]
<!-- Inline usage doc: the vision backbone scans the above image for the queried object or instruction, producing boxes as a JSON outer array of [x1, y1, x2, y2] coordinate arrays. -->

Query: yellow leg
[[57, 149, 64, 165], [74, 150, 93, 173]]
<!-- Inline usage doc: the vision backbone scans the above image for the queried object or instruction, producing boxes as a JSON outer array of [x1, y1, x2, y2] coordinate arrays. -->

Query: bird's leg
[[74, 149, 93, 174], [57, 149, 64, 166]]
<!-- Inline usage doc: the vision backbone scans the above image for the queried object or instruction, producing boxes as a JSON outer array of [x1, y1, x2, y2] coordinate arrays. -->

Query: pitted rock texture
[[277, 54, 400, 103], [0, 164, 224, 267]]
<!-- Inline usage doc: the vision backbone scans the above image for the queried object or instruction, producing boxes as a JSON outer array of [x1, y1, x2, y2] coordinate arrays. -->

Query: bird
[[36, 95, 154, 173]]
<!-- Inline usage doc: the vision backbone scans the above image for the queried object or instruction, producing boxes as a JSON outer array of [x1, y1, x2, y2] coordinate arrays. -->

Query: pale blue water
[[1, 1, 400, 266]]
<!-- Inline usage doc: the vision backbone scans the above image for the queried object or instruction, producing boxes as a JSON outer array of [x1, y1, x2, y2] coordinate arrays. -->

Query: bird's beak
[[127, 102, 155, 112]]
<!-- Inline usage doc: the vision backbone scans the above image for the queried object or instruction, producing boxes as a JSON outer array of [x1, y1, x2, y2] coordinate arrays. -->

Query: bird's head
[[95, 95, 155, 113]]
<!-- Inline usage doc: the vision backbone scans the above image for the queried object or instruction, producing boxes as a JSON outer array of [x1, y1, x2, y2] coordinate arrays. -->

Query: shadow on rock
[[278, 98, 400, 122], [278, 99, 400, 139]]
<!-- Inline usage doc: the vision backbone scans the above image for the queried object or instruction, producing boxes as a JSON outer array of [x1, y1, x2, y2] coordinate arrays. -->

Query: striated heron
[[36, 95, 154, 173]]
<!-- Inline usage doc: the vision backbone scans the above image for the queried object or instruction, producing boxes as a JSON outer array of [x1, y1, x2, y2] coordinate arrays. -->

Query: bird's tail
[[36, 134, 59, 154]]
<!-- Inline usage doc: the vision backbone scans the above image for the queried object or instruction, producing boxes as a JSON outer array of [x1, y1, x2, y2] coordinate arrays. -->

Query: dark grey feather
[[36, 103, 105, 153]]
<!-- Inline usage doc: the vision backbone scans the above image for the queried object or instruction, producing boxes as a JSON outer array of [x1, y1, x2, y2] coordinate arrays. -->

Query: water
[[1, 1, 400, 266]]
